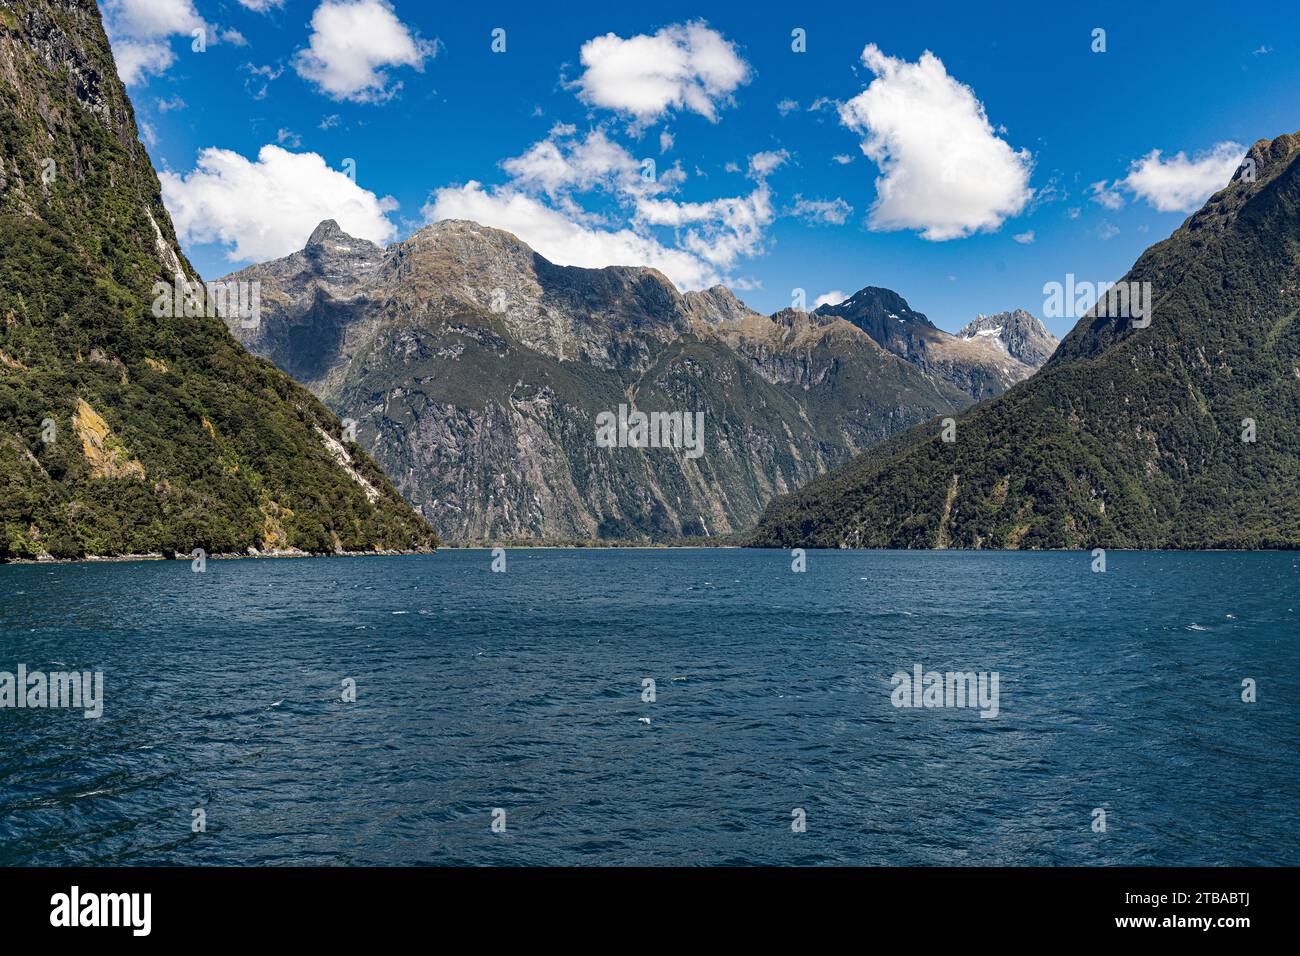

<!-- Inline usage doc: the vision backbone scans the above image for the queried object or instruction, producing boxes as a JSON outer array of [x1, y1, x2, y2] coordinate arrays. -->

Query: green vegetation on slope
[[750, 133, 1300, 551], [0, 0, 434, 559]]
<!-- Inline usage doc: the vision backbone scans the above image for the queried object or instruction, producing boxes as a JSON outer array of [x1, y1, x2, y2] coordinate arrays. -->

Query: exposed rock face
[[0, 0, 434, 559], [221, 220, 1019, 542], [959, 309, 1059, 368], [816, 288, 1053, 399], [752, 134, 1300, 550]]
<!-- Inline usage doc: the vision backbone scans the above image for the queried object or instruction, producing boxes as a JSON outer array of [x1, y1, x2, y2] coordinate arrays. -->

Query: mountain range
[[0, 0, 435, 560], [220, 220, 1055, 542], [751, 132, 1300, 550]]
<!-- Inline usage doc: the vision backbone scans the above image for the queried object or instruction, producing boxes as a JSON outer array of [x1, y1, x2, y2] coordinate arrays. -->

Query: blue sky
[[103, 0, 1300, 336]]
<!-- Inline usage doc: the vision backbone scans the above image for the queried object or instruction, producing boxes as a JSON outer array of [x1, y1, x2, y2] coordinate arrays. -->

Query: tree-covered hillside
[[0, 0, 435, 559], [751, 133, 1300, 551]]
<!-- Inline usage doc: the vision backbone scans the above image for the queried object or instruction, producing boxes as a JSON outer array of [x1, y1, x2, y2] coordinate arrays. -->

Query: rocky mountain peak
[[304, 219, 381, 263], [810, 285, 1049, 400], [683, 285, 761, 325], [958, 309, 1058, 366]]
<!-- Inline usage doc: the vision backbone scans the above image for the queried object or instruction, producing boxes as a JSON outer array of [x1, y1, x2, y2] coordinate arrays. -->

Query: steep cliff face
[[223, 220, 985, 542], [959, 309, 1058, 368], [752, 134, 1300, 551], [815, 288, 1051, 399], [0, 0, 434, 558]]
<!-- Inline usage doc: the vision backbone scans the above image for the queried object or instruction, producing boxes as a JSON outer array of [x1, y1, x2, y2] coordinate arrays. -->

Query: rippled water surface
[[1, 549, 1296, 865]]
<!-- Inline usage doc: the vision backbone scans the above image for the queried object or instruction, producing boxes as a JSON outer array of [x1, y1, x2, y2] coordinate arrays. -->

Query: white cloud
[[1121, 142, 1245, 213], [1089, 179, 1125, 210], [813, 290, 846, 309], [113, 41, 176, 85], [242, 62, 283, 100], [831, 154, 854, 165], [101, 0, 205, 85], [501, 128, 667, 205], [293, 0, 434, 103], [659, 130, 675, 154], [747, 150, 789, 178], [776, 98, 799, 116], [423, 138, 782, 291], [574, 22, 750, 126], [632, 151, 784, 270], [160, 144, 399, 262], [1013, 230, 1035, 244], [838, 44, 1033, 241], [423, 182, 721, 290], [237, 0, 286, 10], [103, 0, 203, 38], [789, 195, 853, 226]]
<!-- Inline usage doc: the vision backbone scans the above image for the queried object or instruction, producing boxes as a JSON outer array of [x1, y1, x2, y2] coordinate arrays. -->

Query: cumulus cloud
[[574, 21, 750, 126], [112, 41, 177, 85], [632, 151, 784, 271], [814, 290, 846, 309], [838, 44, 1033, 241], [423, 182, 721, 290], [501, 127, 665, 204], [293, 0, 434, 103], [160, 145, 399, 262], [423, 136, 783, 290], [1012, 230, 1035, 244], [101, 0, 205, 85], [237, 0, 285, 10], [1121, 142, 1245, 213], [103, 0, 204, 37]]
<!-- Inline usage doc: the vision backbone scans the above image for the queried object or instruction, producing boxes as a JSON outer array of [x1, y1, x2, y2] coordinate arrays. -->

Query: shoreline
[[4, 544, 1295, 566], [1, 546, 436, 566]]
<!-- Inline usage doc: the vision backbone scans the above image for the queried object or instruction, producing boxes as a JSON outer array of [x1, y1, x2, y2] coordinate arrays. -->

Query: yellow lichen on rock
[[73, 399, 145, 479], [260, 500, 291, 550]]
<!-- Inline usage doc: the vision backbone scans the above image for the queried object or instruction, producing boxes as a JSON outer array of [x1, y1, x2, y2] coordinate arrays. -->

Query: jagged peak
[[1238, 131, 1300, 183], [683, 285, 760, 324], [306, 218, 367, 247]]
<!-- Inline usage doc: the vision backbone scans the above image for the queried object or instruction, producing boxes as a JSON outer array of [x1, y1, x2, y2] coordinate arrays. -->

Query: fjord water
[[0, 549, 1295, 866]]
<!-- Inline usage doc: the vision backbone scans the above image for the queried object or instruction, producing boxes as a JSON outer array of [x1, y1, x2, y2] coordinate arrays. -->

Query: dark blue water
[[0, 549, 1296, 865]]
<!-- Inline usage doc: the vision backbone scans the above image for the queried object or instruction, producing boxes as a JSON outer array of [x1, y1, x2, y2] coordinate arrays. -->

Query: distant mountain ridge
[[221, 219, 1053, 542], [816, 290, 1055, 399], [751, 133, 1300, 550], [958, 309, 1059, 367]]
